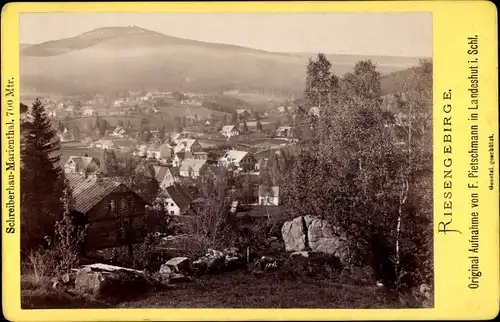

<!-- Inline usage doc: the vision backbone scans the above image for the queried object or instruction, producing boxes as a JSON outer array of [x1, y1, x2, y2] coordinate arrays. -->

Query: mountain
[[20, 26, 425, 96]]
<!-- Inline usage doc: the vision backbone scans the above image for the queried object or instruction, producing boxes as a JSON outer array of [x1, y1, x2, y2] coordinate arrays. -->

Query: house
[[236, 109, 251, 117], [276, 126, 294, 138], [179, 158, 207, 178], [220, 125, 240, 139], [258, 186, 279, 206], [158, 183, 192, 216], [146, 143, 160, 159], [66, 173, 149, 250], [113, 99, 126, 107], [82, 107, 96, 116], [173, 138, 203, 154], [111, 126, 127, 138], [218, 150, 257, 172], [58, 128, 75, 143], [132, 144, 148, 157], [169, 132, 182, 145], [64, 156, 100, 175], [147, 143, 172, 163], [93, 139, 115, 150], [192, 151, 208, 161], [153, 166, 179, 190]]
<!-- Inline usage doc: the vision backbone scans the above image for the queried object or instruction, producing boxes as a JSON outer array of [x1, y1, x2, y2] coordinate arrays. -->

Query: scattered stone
[[192, 248, 241, 274], [159, 264, 172, 276], [164, 257, 191, 274], [52, 281, 62, 290], [290, 251, 310, 258], [169, 273, 191, 283], [254, 256, 280, 272], [223, 247, 240, 257], [206, 254, 226, 272]]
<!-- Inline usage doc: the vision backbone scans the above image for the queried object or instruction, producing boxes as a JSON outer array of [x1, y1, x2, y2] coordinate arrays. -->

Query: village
[[18, 18, 433, 308], [47, 89, 299, 222], [20, 74, 432, 308]]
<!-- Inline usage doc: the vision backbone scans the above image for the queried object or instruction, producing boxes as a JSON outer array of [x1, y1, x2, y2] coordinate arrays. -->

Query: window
[[170, 211, 174, 215], [109, 200, 116, 211], [120, 197, 127, 212], [171, 203, 174, 207]]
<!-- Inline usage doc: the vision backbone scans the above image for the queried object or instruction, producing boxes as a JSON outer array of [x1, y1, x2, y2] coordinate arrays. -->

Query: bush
[[25, 248, 58, 282]]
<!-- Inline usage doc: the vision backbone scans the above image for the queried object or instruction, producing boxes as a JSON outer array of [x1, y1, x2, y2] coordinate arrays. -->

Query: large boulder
[[306, 217, 341, 254], [281, 216, 307, 252], [164, 257, 191, 274], [192, 249, 226, 274], [282, 216, 349, 266], [74, 264, 150, 300]]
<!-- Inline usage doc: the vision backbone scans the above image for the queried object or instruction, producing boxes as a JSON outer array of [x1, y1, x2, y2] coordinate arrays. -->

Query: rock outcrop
[[282, 216, 348, 265]]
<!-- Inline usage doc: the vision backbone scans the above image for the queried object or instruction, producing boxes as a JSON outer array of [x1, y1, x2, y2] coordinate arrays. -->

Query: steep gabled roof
[[65, 156, 100, 172], [178, 138, 198, 150], [163, 183, 192, 214], [221, 150, 252, 164], [153, 165, 171, 183], [221, 125, 238, 133], [67, 174, 122, 213], [180, 159, 207, 173]]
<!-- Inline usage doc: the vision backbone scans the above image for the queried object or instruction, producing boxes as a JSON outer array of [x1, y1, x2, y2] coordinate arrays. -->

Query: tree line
[[272, 54, 433, 290]]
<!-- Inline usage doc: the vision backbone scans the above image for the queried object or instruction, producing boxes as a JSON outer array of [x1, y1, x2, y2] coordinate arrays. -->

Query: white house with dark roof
[[157, 182, 193, 216], [218, 150, 257, 172], [173, 138, 203, 154], [220, 125, 240, 139]]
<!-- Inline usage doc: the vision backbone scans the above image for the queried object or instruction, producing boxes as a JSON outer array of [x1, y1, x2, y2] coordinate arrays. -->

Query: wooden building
[[67, 173, 149, 250]]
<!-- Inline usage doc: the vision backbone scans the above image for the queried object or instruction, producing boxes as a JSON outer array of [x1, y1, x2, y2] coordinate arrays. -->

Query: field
[[118, 270, 400, 309], [58, 142, 129, 166], [22, 262, 408, 309]]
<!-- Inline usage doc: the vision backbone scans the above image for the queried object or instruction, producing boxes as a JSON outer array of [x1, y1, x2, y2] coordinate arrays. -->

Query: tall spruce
[[21, 99, 65, 252]]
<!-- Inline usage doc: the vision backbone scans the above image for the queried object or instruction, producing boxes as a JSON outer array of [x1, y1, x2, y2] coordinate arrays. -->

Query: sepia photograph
[[18, 12, 433, 309]]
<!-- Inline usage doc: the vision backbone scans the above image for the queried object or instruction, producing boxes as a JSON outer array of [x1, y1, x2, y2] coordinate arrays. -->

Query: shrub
[[26, 249, 57, 283]]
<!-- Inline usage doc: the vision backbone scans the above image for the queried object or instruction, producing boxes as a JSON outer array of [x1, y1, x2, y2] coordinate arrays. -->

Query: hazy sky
[[20, 12, 432, 57]]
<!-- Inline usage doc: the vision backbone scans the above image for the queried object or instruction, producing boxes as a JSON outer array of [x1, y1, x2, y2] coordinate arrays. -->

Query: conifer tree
[[21, 99, 64, 252]]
